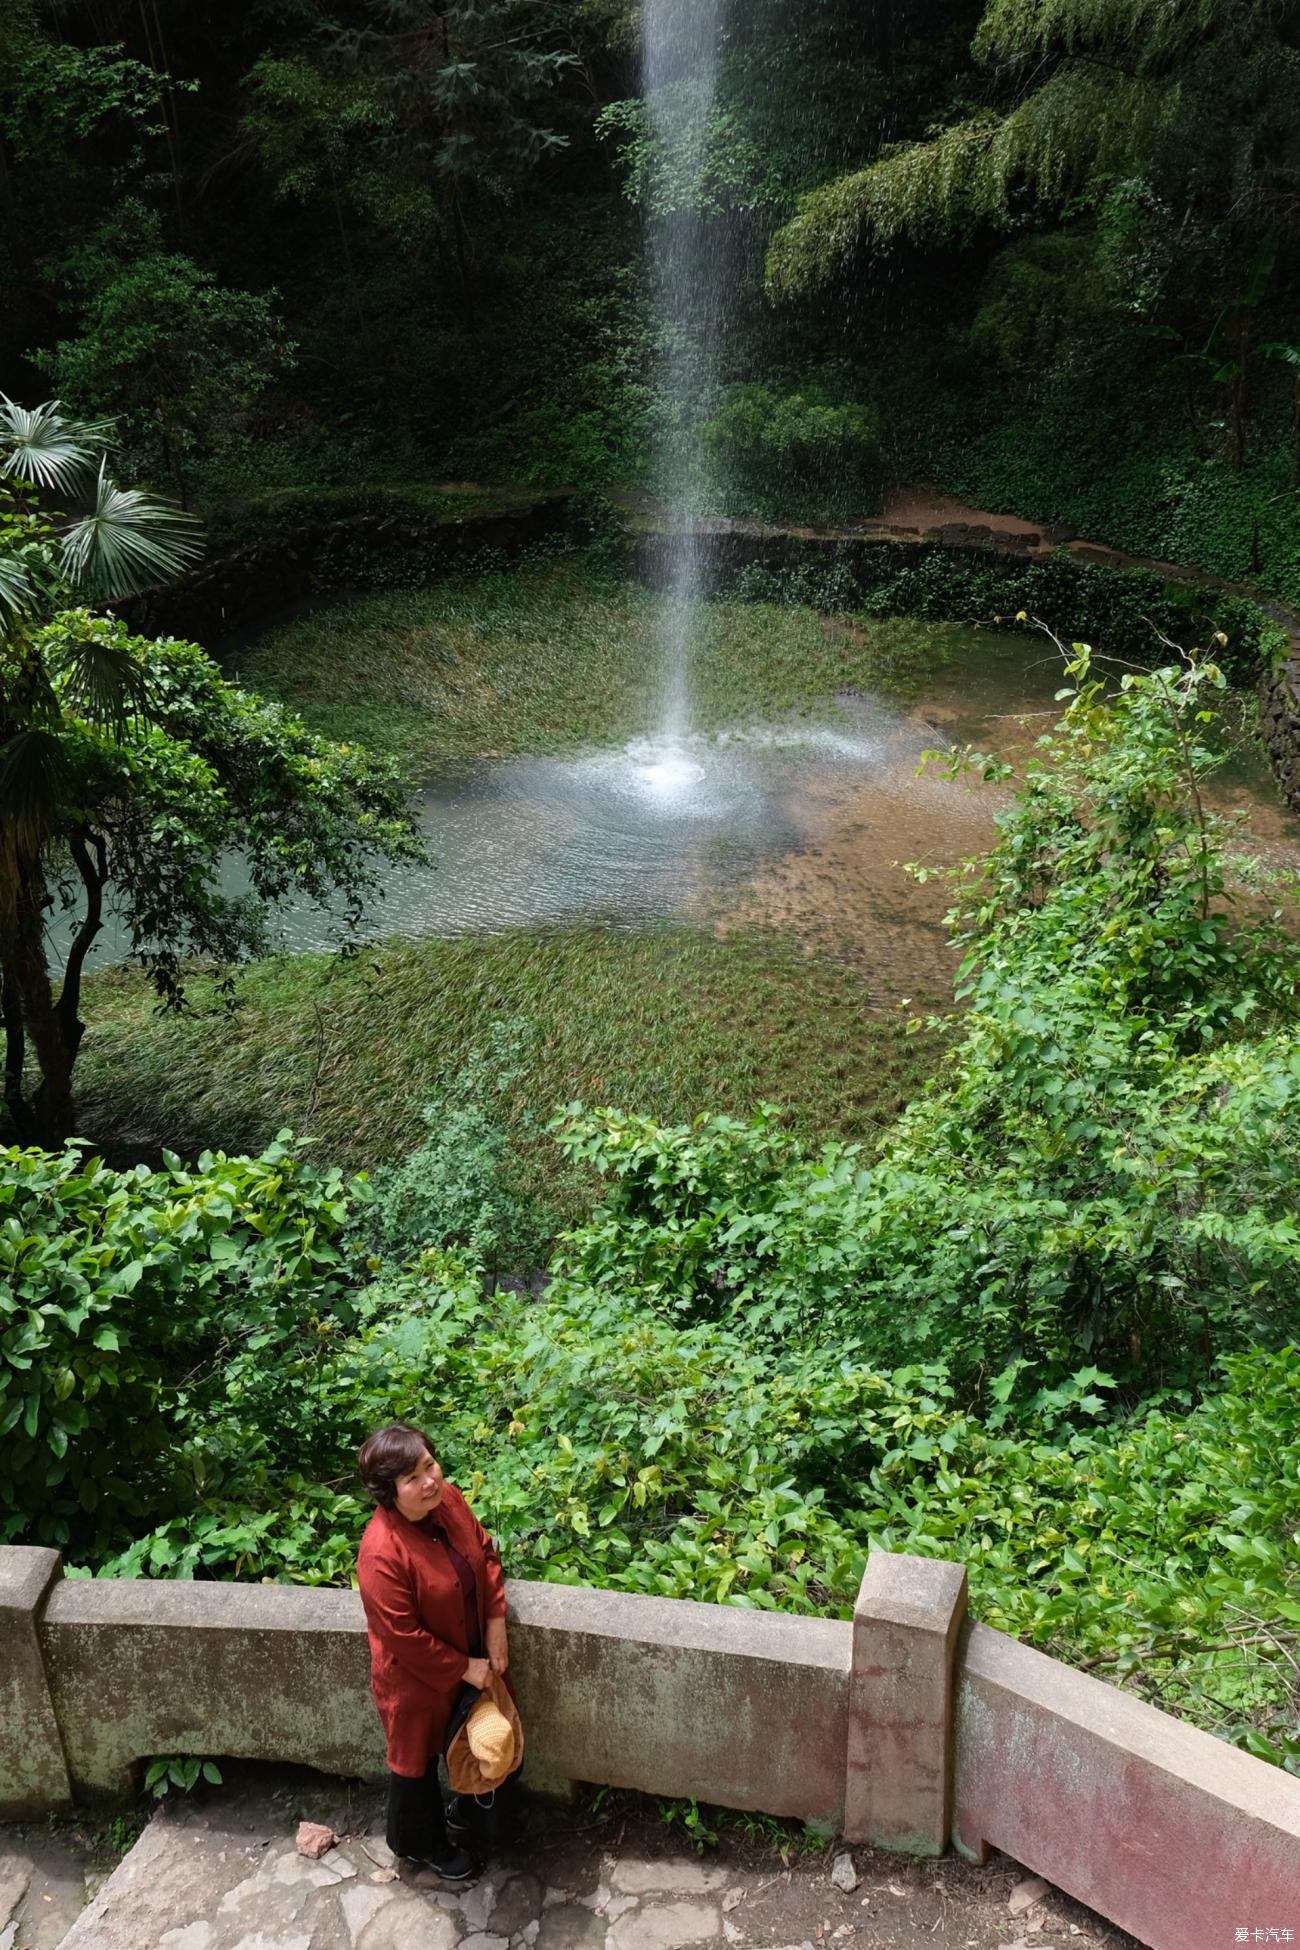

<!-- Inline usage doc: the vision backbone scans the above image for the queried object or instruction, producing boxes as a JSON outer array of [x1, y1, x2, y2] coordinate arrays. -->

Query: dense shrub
[[702, 379, 883, 520], [347, 1025, 557, 1275], [0, 1138, 354, 1554], [10, 654, 1299, 1769], [727, 545, 1274, 679], [87, 1254, 1300, 1772], [552, 655, 1300, 1396]]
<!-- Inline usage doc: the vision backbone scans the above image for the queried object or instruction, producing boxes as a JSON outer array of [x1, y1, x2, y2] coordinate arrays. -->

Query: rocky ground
[[0, 1767, 1142, 1950]]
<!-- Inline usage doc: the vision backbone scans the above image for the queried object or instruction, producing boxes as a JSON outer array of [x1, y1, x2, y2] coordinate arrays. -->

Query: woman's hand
[[462, 1655, 491, 1688], [486, 1615, 509, 1676]]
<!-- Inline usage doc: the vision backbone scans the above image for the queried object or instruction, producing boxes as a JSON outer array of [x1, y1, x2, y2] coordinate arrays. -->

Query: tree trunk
[[1, 960, 29, 1142], [2, 856, 75, 1146], [0, 828, 105, 1149]]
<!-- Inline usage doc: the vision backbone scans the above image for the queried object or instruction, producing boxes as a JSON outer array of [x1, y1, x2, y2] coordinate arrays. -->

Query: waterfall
[[642, 0, 727, 753]]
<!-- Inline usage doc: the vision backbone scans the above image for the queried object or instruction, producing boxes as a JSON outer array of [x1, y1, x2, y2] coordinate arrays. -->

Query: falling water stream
[[642, 0, 728, 751]]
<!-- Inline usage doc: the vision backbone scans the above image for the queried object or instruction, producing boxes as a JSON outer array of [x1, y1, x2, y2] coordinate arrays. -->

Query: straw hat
[[446, 1671, 524, 1793]]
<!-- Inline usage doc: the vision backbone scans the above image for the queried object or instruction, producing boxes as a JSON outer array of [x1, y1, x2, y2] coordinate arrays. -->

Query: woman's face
[[393, 1448, 445, 1523]]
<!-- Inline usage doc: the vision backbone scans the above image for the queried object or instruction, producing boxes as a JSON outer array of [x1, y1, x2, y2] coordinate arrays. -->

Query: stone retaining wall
[[1258, 627, 1300, 810], [114, 492, 576, 647], [3, 1544, 1297, 1950]]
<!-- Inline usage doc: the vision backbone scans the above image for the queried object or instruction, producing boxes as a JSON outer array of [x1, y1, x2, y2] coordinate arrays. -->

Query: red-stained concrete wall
[[953, 1621, 1300, 1950]]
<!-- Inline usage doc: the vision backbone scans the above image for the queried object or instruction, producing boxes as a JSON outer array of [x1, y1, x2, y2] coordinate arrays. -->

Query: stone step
[[0, 1839, 110, 1950]]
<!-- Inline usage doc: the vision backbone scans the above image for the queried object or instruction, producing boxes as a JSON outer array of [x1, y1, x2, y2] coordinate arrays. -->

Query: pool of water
[[51, 628, 1300, 1005]]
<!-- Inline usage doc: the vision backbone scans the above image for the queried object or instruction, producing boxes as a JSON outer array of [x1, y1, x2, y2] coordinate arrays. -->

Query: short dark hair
[[357, 1423, 435, 1509]]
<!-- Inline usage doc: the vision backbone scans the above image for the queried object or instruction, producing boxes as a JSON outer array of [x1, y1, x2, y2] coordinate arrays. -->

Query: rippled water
[[51, 633, 1300, 1001]]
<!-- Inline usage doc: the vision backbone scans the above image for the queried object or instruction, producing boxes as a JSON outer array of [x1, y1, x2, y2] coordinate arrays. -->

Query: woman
[[356, 1422, 511, 1879]]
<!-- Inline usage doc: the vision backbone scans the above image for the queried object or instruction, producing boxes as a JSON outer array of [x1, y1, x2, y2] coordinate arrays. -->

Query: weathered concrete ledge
[[0, 1546, 72, 1815], [4, 1546, 1299, 1950], [508, 1581, 849, 1821], [953, 1620, 1300, 1949], [40, 1576, 381, 1801]]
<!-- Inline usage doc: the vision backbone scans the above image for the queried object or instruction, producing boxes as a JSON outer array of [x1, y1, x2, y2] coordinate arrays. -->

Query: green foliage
[[968, 231, 1110, 372], [74, 926, 937, 1230], [229, 563, 964, 769], [1, 577, 421, 1143], [726, 543, 1271, 680], [657, 1797, 719, 1852], [66, 1237, 1300, 1769], [0, 1136, 354, 1555], [549, 658, 1300, 1396], [36, 202, 295, 502], [348, 1021, 557, 1274], [143, 1756, 223, 1799], [24, 661, 1298, 1765], [767, 2, 1300, 294], [0, 24, 173, 163], [701, 379, 883, 520]]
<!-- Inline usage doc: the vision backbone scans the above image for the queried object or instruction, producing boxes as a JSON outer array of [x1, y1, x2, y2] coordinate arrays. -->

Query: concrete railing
[[2, 1544, 1298, 1950]]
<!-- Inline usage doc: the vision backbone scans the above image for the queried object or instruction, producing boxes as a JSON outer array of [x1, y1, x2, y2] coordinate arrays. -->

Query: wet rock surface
[[1, 1766, 1144, 1950]]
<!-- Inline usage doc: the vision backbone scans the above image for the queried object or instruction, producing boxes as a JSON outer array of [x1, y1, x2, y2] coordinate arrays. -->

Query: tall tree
[[0, 400, 419, 1145]]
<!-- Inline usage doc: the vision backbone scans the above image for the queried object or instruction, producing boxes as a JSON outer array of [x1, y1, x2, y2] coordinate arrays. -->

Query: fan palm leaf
[[0, 551, 39, 626], [0, 396, 118, 495], [59, 463, 203, 600], [52, 628, 150, 739], [0, 726, 72, 849]]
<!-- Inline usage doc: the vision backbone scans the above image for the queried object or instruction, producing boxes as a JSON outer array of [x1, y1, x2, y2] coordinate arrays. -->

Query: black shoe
[[407, 1843, 475, 1882]]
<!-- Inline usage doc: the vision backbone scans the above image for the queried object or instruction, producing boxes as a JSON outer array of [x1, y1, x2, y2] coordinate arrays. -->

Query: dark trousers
[[386, 1758, 448, 1860]]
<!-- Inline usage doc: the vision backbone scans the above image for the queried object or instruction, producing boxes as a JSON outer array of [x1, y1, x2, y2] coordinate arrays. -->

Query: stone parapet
[[5, 1544, 1299, 1949], [844, 1552, 966, 1853], [953, 1620, 1300, 1950], [0, 1546, 73, 1815], [508, 1580, 850, 1822], [39, 1576, 381, 1804]]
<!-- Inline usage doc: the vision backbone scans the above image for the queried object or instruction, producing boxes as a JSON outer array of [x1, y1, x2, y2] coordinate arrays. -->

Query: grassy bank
[[230, 560, 977, 773], [77, 928, 941, 1224]]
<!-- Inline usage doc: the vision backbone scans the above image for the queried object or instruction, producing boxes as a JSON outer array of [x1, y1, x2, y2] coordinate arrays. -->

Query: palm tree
[[0, 396, 201, 1145]]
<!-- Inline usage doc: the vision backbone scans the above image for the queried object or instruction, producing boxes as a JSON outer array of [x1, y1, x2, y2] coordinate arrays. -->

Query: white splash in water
[[631, 748, 707, 804]]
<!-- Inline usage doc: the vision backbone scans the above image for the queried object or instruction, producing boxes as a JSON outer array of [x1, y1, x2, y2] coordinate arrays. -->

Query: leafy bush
[[0, 1137, 353, 1554], [347, 1024, 557, 1275], [89, 1251, 1300, 1771], [19, 651, 1300, 1769], [702, 379, 883, 520], [725, 543, 1272, 679], [550, 654, 1300, 1397]]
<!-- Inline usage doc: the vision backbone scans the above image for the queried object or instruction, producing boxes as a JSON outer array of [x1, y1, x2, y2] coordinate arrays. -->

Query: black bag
[[443, 1683, 522, 1857], [452, 1774, 522, 1857]]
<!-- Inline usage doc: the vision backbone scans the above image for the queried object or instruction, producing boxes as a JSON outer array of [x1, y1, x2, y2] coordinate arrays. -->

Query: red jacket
[[357, 1483, 509, 1776]]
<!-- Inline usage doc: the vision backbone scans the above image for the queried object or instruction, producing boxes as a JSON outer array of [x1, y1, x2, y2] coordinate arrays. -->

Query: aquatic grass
[[76, 928, 941, 1225], [229, 562, 983, 773]]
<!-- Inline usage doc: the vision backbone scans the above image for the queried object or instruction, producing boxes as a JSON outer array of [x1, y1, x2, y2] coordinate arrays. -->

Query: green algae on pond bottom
[[76, 927, 943, 1205], [225, 562, 996, 774]]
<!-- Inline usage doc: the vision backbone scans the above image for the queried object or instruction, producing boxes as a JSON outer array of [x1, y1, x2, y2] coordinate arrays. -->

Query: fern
[[975, 0, 1278, 68], [767, 4, 1300, 296]]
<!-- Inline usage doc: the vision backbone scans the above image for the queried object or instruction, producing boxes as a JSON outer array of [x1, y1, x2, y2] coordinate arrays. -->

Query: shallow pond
[[56, 622, 1300, 1007]]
